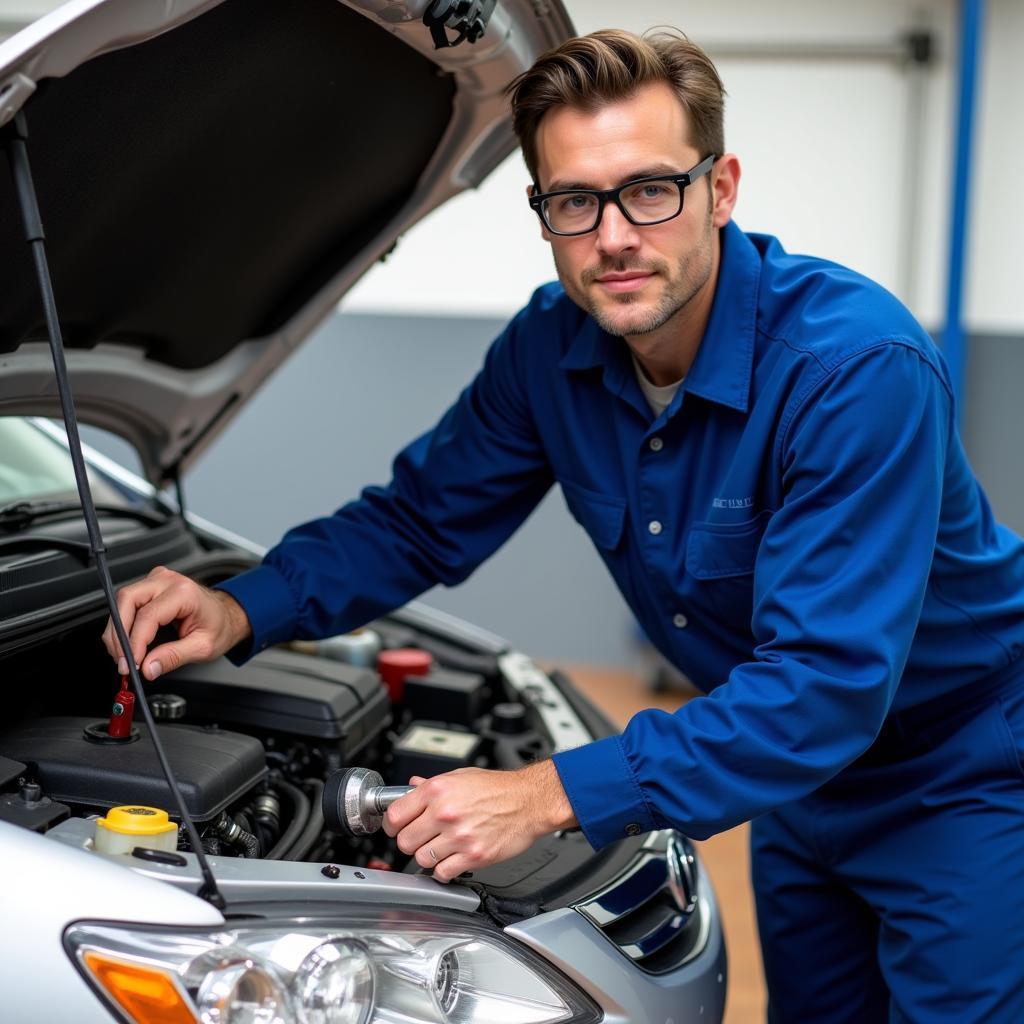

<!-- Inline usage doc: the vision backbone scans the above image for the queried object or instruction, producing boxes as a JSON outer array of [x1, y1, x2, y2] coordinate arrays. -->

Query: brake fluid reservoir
[[94, 805, 179, 855]]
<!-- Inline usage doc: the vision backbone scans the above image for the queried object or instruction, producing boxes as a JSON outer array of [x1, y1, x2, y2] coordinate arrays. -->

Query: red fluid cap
[[377, 648, 432, 703], [366, 856, 393, 872], [108, 677, 136, 739]]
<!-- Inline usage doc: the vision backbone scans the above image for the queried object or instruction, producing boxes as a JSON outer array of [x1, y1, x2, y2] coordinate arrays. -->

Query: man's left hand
[[382, 760, 577, 883]]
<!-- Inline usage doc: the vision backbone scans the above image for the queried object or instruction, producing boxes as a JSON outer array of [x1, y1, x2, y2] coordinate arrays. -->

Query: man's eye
[[558, 194, 596, 214], [627, 183, 671, 201]]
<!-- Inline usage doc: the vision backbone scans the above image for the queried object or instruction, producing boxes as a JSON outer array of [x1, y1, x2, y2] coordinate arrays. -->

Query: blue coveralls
[[221, 221, 1024, 1022]]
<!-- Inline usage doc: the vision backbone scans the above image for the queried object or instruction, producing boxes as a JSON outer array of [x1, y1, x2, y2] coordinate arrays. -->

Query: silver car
[[0, 3, 726, 1022]]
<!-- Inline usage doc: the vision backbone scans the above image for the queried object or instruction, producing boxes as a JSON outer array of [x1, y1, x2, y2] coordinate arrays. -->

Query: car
[[0, 3, 727, 1023]]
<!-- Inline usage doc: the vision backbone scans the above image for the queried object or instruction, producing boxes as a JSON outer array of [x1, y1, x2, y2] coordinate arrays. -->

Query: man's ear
[[710, 153, 741, 228], [527, 183, 552, 242]]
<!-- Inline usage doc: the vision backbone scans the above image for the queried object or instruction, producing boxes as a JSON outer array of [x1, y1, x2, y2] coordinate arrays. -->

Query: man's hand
[[101, 566, 252, 680], [383, 760, 577, 883]]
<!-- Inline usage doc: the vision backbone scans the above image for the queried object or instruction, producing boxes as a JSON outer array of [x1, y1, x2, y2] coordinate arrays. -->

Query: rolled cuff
[[552, 734, 660, 850], [215, 564, 300, 665]]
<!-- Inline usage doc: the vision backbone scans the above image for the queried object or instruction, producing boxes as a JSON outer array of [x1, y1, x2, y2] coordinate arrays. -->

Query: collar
[[558, 220, 760, 414]]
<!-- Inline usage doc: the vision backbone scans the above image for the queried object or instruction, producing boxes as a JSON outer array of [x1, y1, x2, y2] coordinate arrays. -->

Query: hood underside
[[0, 0, 573, 483]]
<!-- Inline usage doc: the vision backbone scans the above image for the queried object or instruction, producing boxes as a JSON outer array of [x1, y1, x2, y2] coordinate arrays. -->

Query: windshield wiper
[[0, 500, 169, 531]]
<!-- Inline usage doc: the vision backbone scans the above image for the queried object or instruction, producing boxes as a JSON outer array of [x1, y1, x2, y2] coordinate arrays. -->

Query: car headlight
[[65, 909, 599, 1024]]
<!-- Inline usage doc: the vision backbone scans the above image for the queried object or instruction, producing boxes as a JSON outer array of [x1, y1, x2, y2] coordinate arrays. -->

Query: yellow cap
[[96, 806, 177, 837]]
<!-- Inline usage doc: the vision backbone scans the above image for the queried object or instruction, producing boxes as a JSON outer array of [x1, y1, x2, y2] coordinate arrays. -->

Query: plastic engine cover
[[164, 649, 390, 756], [0, 718, 266, 823]]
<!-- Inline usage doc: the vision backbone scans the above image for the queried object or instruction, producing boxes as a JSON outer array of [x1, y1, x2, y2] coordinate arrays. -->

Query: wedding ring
[[428, 846, 438, 863]]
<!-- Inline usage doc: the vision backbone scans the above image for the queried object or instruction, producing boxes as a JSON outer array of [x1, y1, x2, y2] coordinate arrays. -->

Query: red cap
[[107, 679, 136, 739], [377, 648, 433, 703]]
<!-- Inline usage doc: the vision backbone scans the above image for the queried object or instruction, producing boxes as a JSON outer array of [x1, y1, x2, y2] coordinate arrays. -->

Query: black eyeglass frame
[[528, 154, 717, 237]]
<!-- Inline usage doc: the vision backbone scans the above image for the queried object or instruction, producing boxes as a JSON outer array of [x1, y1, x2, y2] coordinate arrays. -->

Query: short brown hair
[[506, 28, 726, 186]]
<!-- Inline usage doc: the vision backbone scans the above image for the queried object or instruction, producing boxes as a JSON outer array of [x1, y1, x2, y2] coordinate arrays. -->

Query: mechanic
[[105, 29, 1024, 1022]]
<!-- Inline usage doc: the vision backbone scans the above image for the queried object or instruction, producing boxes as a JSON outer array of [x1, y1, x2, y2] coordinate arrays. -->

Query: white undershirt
[[632, 354, 684, 417]]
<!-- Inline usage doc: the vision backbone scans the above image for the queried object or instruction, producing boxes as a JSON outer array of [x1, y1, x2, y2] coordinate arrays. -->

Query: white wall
[[346, 0, 1023, 335], [970, 0, 1024, 332]]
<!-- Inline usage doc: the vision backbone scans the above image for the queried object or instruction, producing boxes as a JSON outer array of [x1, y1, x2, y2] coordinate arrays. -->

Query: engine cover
[[164, 649, 390, 756], [0, 717, 266, 823]]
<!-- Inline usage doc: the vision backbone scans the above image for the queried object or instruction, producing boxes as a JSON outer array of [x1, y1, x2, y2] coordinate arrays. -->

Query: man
[[105, 29, 1024, 1022]]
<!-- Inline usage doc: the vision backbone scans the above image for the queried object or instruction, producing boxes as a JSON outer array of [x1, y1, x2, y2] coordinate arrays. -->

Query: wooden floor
[[558, 662, 767, 1024]]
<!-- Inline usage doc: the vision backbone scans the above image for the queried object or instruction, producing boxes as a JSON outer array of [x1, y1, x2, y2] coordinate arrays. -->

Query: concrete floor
[[559, 662, 767, 1024]]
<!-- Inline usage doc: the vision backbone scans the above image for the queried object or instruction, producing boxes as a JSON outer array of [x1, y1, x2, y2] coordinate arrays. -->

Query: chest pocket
[[685, 510, 772, 579], [560, 479, 627, 551], [685, 512, 771, 631]]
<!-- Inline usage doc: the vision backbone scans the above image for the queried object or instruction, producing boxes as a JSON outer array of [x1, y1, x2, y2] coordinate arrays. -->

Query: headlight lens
[[293, 941, 373, 1024], [194, 959, 288, 1024], [66, 911, 598, 1024]]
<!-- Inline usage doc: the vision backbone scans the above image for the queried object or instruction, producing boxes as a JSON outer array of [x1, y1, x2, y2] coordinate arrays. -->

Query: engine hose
[[234, 825, 260, 859], [255, 823, 276, 854], [233, 811, 258, 853], [281, 779, 326, 862], [265, 779, 311, 861]]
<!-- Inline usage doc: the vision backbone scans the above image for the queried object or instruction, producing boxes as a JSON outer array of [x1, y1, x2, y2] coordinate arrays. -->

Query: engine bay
[[0, 604, 562, 874]]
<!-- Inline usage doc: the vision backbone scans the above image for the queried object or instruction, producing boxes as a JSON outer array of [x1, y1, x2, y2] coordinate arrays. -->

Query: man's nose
[[595, 201, 641, 257]]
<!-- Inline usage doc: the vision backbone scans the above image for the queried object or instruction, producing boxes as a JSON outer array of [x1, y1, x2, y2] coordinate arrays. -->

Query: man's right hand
[[101, 566, 252, 680]]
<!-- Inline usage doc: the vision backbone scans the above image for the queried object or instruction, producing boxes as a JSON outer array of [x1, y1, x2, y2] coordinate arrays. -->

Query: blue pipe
[[943, 0, 984, 420]]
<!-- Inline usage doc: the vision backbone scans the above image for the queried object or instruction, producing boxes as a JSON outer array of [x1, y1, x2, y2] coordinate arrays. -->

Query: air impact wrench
[[322, 767, 415, 837]]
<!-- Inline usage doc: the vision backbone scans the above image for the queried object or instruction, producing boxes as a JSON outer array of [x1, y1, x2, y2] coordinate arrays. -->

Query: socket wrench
[[323, 766, 414, 836]]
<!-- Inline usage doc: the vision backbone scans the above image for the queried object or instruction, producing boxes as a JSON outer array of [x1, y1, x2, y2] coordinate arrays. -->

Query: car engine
[[0, 608, 555, 871]]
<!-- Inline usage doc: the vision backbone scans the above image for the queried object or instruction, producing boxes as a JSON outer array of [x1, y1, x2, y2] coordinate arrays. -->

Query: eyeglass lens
[[542, 180, 683, 234]]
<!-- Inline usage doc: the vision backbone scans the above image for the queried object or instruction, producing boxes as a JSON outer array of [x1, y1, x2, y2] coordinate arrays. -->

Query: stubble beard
[[556, 215, 715, 339]]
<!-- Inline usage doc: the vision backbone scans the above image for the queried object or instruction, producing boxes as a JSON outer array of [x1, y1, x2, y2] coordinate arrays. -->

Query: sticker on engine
[[397, 726, 479, 759]]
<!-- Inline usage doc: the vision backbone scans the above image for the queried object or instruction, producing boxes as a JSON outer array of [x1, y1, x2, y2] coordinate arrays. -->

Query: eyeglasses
[[529, 154, 716, 236]]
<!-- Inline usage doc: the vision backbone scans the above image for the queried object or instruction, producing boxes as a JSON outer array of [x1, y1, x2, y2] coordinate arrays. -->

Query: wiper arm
[[0, 500, 169, 531]]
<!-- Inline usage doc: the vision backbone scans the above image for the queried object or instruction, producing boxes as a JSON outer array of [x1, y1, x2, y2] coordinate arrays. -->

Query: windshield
[[0, 417, 129, 507]]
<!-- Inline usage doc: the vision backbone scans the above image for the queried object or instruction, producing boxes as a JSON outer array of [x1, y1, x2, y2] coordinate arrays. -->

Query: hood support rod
[[2, 109, 225, 911]]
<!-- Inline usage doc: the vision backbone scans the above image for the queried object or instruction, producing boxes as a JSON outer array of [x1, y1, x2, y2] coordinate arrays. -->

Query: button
[[648, 520, 663, 536], [625, 822, 642, 837], [673, 613, 688, 629], [649, 436, 664, 452]]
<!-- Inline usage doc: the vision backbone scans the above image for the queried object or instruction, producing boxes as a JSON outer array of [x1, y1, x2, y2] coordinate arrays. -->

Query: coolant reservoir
[[94, 805, 179, 855]]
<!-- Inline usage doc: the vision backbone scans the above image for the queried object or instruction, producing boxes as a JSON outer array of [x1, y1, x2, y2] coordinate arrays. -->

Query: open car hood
[[0, 0, 572, 485]]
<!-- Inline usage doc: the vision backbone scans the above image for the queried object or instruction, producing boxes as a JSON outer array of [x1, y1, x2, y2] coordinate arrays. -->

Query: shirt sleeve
[[553, 342, 954, 847], [217, 306, 553, 661]]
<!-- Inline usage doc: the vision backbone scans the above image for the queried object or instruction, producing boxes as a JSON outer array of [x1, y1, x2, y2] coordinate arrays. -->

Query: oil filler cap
[[94, 805, 179, 855], [148, 693, 186, 720]]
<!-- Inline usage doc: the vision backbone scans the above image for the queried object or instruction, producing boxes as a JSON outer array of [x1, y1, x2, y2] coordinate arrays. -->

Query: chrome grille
[[574, 830, 709, 973]]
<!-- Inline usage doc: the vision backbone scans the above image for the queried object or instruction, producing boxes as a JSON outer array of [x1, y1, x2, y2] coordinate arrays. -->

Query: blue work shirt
[[219, 221, 1024, 849]]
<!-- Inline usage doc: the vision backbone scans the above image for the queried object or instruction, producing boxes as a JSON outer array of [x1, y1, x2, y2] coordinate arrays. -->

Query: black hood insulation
[[0, 0, 455, 369]]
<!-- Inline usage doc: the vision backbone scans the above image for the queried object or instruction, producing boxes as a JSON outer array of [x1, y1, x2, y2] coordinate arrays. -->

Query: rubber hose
[[235, 826, 260, 859], [265, 779, 311, 861], [233, 811, 259, 856], [282, 779, 325, 862]]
